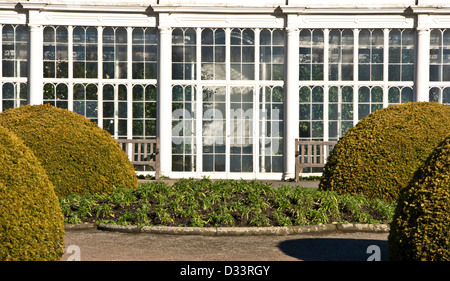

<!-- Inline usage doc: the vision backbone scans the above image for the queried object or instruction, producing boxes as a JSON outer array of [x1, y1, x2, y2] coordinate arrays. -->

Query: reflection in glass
[[329, 29, 353, 81], [172, 28, 197, 80], [201, 28, 226, 80]]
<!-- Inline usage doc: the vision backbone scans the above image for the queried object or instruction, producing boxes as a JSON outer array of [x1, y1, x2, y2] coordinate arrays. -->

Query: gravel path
[[62, 227, 388, 261]]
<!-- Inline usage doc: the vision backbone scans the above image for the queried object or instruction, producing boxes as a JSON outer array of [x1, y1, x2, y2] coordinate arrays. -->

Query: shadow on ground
[[278, 238, 388, 261]]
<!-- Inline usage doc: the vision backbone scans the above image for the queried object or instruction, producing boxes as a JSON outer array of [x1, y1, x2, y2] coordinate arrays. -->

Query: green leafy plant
[[61, 179, 396, 228]]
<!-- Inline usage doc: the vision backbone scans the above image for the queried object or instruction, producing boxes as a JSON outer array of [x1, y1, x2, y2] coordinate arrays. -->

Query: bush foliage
[[319, 102, 450, 201], [388, 136, 450, 261], [0, 125, 64, 261], [0, 104, 137, 197]]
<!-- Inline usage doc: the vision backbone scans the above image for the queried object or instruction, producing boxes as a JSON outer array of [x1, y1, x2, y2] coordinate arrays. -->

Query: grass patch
[[60, 178, 396, 227]]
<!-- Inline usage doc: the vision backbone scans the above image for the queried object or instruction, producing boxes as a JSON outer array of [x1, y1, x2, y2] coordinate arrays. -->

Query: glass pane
[[115, 28, 127, 43], [401, 87, 413, 103], [43, 27, 54, 42], [359, 87, 370, 102], [273, 29, 284, 45], [388, 87, 400, 103], [312, 87, 323, 102], [371, 87, 383, 103], [429, 87, 440, 102], [103, 27, 115, 43], [56, 84, 68, 100], [243, 29, 254, 45], [201, 29, 213, 44], [443, 88, 450, 103], [260, 29, 271, 45]]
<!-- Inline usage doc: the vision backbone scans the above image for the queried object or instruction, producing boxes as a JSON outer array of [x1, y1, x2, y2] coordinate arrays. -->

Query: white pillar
[[28, 24, 43, 105], [415, 14, 430, 102], [158, 26, 172, 176], [284, 27, 299, 180]]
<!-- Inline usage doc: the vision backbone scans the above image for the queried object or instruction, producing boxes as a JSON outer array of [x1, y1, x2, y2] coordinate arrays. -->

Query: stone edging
[[65, 223, 390, 236]]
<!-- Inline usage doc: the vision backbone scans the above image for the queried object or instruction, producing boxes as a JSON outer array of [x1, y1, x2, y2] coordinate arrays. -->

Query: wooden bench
[[295, 140, 337, 182], [115, 138, 160, 180]]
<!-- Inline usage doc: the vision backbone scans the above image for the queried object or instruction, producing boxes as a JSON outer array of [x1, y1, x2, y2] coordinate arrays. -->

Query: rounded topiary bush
[[319, 102, 450, 201], [388, 136, 450, 261], [0, 125, 64, 261], [0, 104, 138, 197]]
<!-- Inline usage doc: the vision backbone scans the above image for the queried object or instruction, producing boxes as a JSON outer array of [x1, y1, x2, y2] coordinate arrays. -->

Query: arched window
[[201, 28, 226, 80], [73, 26, 98, 78], [172, 28, 197, 80], [329, 29, 353, 81], [299, 86, 324, 140], [2, 25, 28, 78], [172, 84, 196, 172], [230, 28, 255, 80], [358, 29, 383, 81], [299, 29, 324, 81], [43, 83, 68, 109], [103, 27, 127, 79], [388, 29, 414, 81], [260, 29, 284, 81], [132, 27, 158, 79], [73, 83, 98, 123], [43, 26, 68, 78]]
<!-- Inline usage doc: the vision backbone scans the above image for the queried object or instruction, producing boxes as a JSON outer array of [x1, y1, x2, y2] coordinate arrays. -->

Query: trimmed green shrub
[[0, 104, 138, 197], [388, 136, 450, 261], [319, 102, 450, 201], [0, 125, 64, 261]]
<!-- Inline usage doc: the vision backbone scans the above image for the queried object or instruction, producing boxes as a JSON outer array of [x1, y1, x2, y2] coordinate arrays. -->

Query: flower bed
[[61, 178, 395, 227]]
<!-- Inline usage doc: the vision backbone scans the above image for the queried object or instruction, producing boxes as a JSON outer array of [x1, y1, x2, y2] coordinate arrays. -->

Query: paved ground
[[61, 227, 388, 261], [62, 181, 389, 262]]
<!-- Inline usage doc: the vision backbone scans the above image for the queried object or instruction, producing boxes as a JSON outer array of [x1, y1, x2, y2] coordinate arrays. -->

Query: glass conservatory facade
[[1, 0, 449, 179]]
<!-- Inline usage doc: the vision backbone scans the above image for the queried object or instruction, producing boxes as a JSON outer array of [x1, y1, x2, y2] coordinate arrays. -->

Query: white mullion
[[196, 84, 203, 176], [196, 27, 202, 84], [224, 28, 231, 175], [127, 26, 133, 140], [67, 25, 74, 111], [353, 28, 359, 126], [114, 84, 119, 138], [383, 28, 389, 108], [196, 27, 202, 175], [254, 28, 260, 175], [98, 26, 104, 129], [225, 85, 230, 176], [225, 28, 231, 83], [323, 29, 330, 140]]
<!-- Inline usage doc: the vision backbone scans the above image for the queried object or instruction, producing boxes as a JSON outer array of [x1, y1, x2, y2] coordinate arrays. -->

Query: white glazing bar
[[254, 28, 260, 175], [97, 26, 103, 128], [127, 26, 133, 140], [67, 25, 74, 112], [383, 28, 389, 108], [353, 28, 359, 126], [196, 27, 202, 176]]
